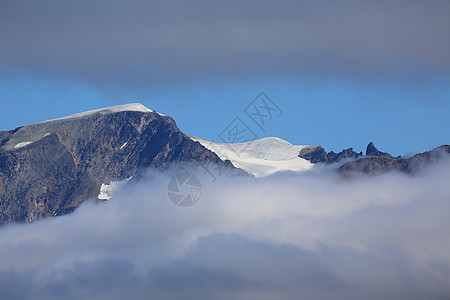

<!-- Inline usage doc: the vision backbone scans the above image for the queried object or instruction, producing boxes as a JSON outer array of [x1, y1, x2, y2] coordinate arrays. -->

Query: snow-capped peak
[[190, 136, 313, 177], [41, 103, 157, 123]]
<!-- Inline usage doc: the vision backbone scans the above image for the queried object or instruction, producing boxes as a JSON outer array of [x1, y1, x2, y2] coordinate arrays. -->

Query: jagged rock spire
[[366, 142, 392, 158]]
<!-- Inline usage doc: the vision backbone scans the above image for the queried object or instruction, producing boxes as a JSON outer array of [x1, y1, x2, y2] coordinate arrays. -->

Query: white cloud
[[0, 160, 450, 299]]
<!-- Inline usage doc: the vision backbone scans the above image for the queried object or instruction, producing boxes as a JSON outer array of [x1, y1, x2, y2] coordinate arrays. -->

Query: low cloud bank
[[1, 161, 450, 299]]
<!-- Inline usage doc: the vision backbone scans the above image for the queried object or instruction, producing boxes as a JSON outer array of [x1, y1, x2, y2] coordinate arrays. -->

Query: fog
[[1, 160, 450, 299]]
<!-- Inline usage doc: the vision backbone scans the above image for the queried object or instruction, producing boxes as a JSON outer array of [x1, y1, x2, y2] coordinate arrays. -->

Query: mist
[[1, 160, 450, 299]]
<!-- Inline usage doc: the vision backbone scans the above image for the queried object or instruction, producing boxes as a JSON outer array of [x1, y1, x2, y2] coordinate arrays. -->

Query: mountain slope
[[0, 104, 234, 224]]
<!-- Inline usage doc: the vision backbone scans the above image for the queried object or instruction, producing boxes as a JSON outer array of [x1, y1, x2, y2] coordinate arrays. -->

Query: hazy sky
[[1, 0, 449, 154]]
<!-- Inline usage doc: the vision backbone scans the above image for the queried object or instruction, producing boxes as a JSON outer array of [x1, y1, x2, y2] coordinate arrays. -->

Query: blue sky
[[1, 74, 448, 156], [1, 0, 449, 156]]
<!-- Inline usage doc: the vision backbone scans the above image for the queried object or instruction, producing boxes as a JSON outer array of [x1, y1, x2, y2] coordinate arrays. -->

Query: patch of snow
[[98, 177, 132, 200], [41, 103, 157, 123], [190, 136, 313, 177], [120, 142, 128, 150], [15, 141, 33, 149], [44, 133, 51, 137]]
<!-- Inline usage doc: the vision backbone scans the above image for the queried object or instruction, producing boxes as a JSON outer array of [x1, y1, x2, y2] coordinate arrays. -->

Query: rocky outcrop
[[366, 142, 393, 158], [299, 142, 393, 165], [299, 146, 363, 164], [326, 148, 363, 164], [298, 146, 328, 163], [338, 145, 450, 175], [0, 107, 236, 224], [299, 141, 449, 175]]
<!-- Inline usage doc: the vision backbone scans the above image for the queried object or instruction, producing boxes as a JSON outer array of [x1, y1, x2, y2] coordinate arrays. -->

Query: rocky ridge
[[299, 142, 450, 175]]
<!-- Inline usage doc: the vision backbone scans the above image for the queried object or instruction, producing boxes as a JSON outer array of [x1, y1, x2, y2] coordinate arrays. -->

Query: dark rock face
[[299, 141, 449, 175], [338, 145, 450, 175], [299, 142, 397, 165], [338, 157, 403, 175], [299, 146, 363, 164], [326, 148, 363, 164], [366, 142, 393, 158], [298, 146, 328, 163], [0, 109, 235, 224]]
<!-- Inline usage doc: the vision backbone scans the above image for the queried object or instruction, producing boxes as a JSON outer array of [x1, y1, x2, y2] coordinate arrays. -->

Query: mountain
[[0, 103, 448, 225], [338, 145, 450, 175], [0, 104, 235, 224], [299, 142, 450, 174]]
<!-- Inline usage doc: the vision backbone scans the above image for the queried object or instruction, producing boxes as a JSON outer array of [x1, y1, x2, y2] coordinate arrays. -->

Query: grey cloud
[[0, 0, 449, 87]]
